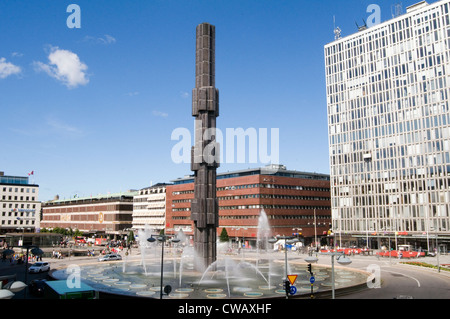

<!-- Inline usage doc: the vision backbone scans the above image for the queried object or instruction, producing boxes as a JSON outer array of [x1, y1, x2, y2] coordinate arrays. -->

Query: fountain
[[51, 209, 370, 299]]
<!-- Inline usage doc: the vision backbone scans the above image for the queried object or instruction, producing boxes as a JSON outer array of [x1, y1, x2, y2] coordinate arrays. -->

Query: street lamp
[[269, 236, 295, 298], [320, 251, 352, 299], [147, 234, 180, 299], [430, 227, 446, 272]]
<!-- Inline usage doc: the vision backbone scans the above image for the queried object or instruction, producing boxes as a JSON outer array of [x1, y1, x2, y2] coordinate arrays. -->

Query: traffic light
[[307, 263, 312, 274], [283, 280, 291, 295]]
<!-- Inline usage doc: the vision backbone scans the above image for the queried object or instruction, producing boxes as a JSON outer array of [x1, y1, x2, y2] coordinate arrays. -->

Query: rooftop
[[0, 171, 35, 186], [171, 165, 330, 185], [326, 0, 441, 47], [43, 190, 138, 206]]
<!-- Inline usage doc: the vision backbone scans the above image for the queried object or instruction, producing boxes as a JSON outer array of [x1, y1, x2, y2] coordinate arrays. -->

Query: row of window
[[1, 211, 36, 217], [173, 205, 330, 212], [172, 194, 330, 203], [2, 203, 37, 209], [133, 205, 165, 211], [172, 215, 331, 221], [1, 187, 36, 193], [1, 219, 35, 225], [1, 196, 37, 201]]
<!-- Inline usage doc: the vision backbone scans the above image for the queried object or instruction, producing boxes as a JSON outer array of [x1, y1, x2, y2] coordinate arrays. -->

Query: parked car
[[28, 279, 47, 297], [98, 254, 122, 262], [28, 262, 50, 273]]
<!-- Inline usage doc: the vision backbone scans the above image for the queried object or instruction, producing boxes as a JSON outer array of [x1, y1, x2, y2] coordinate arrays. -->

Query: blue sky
[[0, 0, 428, 201]]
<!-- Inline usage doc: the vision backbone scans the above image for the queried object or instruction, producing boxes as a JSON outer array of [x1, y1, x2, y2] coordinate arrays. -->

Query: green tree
[[219, 228, 229, 242], [126, 230, 135, 245]]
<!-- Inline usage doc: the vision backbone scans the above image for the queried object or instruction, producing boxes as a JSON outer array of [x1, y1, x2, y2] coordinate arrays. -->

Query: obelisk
[[190, 23, 220, 271]]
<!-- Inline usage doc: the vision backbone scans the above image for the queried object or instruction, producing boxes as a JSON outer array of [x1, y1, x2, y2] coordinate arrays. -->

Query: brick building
[[41, 191, 137, 237], [166, 165, 332, 247]]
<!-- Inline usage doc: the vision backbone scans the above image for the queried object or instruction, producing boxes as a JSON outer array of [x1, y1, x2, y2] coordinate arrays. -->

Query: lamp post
[[269, 236, 295, 299], [147, 234, 180, 299], [320, 251, 352, 299], [430, 227, 446, 272], [278, 235, 295, 294]]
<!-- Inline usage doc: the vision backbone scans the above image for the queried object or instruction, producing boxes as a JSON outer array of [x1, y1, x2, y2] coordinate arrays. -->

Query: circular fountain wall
[[51, 211, 369, 299], [51, 254, 369, 299]]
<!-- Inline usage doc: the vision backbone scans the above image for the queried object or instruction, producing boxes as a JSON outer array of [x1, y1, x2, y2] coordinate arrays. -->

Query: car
[[98, 254, 122, 262], [28, 262, 50, 273], [28, 279, 47, 297]]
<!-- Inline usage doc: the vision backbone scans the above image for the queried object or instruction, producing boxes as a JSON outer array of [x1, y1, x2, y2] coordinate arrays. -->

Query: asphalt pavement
[[1, 246, 450, 300]]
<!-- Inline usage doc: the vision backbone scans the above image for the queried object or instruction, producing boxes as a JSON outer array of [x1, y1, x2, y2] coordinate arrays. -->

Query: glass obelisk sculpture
[[191, 23, 220, 271]]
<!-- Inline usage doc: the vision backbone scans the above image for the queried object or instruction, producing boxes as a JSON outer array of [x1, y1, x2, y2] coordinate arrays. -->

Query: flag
[[28, 171, 34, 176]]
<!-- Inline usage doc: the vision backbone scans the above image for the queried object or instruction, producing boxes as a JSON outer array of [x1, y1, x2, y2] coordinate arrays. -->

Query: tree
[[126, 230, 135, 245], [219, 228, 229, 242]]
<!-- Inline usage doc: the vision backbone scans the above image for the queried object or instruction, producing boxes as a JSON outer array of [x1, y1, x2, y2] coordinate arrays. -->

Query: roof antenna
[[333, 15, 341, 40], [356, 19, 368, 31]]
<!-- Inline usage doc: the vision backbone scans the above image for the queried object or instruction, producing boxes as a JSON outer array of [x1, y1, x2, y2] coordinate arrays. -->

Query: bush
[[401, 261, 450, 272]]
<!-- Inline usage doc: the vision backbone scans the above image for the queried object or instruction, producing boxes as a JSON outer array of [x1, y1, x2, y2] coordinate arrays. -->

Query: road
[[293, 253, 450, 299], [2, 247, 450, 299]]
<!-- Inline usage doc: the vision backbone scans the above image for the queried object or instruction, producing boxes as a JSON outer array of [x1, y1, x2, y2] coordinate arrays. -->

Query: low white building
[[132, 183, 171, 233], [0, 171, 41, 234]]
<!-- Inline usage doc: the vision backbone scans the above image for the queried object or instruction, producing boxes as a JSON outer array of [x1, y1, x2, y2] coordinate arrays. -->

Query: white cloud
[[99, 35, 116, 44], [46, 117, 84, 136], [152, 110, 169, 118], [0, 57, 21, 79], [83, 34, 116, 45], [180, 91, 189, 99], [34, 47, 89, 88], [126, 91, 139, 96]]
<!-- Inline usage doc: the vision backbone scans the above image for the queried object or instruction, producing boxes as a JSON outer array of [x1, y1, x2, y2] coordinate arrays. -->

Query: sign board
[[287, 275, 298, 286], [289, 286, 297, 296], [310, 276, 315, 284]]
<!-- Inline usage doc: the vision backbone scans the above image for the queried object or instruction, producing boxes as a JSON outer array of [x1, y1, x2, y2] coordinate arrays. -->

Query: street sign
[[287, 275, 298, 285], [310, 276, 315, 284], [289, 286, 297, 296]]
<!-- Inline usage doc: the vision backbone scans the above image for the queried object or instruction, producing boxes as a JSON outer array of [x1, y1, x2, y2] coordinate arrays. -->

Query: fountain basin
[[51, 256, 370, 299]]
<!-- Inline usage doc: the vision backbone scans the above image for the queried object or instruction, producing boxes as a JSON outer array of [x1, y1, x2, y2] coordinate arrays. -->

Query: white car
[[98, 254, 122, 262], [28, 262, 50, 273]]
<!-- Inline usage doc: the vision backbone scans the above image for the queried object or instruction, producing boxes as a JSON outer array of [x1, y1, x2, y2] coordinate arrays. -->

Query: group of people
[[1, 251, 42, 263], [51, 250, 64, 259]]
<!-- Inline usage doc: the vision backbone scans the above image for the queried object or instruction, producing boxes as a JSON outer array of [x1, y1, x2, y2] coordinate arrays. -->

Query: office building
[[325, 0, 450, 248], [166, 165, 331, 247], [132, 183, 170, 232], [0, 171, 41, 234], [41, 191, 137, 237]]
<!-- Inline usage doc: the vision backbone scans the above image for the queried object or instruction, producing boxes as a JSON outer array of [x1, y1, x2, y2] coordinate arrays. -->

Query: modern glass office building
[[325, 0, 450, 249]]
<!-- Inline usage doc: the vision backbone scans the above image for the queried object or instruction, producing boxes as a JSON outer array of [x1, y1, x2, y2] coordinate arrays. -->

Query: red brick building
[[41, 191, 137, 237], [166, 165, 331, 247]]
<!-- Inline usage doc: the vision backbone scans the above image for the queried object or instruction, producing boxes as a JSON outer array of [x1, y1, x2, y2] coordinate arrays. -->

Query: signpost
[[285, 275, 298, 297], [310, 276, 315, 299]]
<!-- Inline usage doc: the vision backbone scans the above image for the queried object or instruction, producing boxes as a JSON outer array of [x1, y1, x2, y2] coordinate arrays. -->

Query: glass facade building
[[325, 0, 450, 247]]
